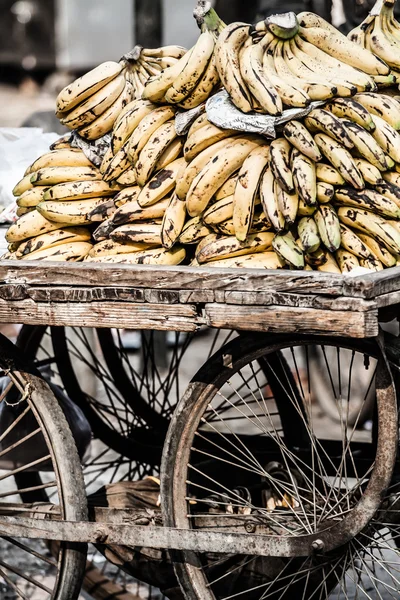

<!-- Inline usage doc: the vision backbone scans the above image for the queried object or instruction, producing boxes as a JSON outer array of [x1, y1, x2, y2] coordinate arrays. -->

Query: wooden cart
[[0, 260, 399, 600]]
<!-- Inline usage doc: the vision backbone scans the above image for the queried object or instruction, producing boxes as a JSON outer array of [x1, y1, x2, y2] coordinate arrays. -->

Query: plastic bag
[[0, 127, 59, 222]]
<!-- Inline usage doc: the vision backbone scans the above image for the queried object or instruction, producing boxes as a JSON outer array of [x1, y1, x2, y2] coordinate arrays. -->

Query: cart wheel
[[0, 333, 87, 600], [17, 325, 236, 599], [162, 333, 400, 600]]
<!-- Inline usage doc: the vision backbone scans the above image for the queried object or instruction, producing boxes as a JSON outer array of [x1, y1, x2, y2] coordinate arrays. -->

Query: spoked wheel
[[0, 333, 87, 599], [162, 333, 400, 600], [17, 325, 236, 599]]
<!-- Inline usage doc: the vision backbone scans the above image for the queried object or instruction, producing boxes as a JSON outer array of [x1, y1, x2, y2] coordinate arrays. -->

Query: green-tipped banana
[[272, 233, 305, 269], [298, 217, 320, 253]]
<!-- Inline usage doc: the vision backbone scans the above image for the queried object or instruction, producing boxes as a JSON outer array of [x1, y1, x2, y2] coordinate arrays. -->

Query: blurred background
[[1, 0, 399, 132]]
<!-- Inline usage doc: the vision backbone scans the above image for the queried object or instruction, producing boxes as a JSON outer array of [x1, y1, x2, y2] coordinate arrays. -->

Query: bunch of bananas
[[349, 0, 400, 78], [55, 45, 187, 140]]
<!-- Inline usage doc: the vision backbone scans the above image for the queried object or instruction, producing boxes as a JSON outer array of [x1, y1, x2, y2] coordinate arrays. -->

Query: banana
[[316, 163, 345, 186], [88, 240, 156, 257], [93, 218, 116, 242], [13, 174, 34, 197], [30, 166, 101, 186], [365, 11, 400, 71], [37, 198, 106, 225], [17, 187, 49, 207], [142, 51, 192, 102], [373, 74, 397, 88], [43, 180, 116, 201], [161, 192, 187, 248], [164, 32, 215, 104], [214, 220, 236, 236], [370, 114, 400, 163], [261, 35, 310, 108], [272, 39, 336, 101], [297, 14, 390, 75], [335, 249, 360, 273], [233, 145, 270, 241], [88, 198, 120, 222], [215, 175, 238, 201], [103, 143, 131, 182], [177, 62, 218, 109], [137, 157, 186, 207], [314, 205, 341, 252], [289, 36, 357, 97], [20, 241, 92, 262], [154, 138, 184, 171], [276, 186, 299, 225], [16, 207, 34, 217], [291, 148, 317, 206], [110, 222, 162, 245], [100, 146, 114, 175], [205, 251, 285, 269], [214, 23, 253, 113], [338, 206, 400, 254], [77, 80, 134, 140], [179, 217, 212, 244], [343, 120, 394, 171], [142, 46, 187, 60], [60, 74, 126, 129], [282, 120, 322, 162], [112, 197, 169, 226], [388, 219, 400, 234], [359, 256, 384, 271], [127, 106, 176, 165], [356, 232, 396, 267], [317, 182, 335, 204], [354, 159, 383, 186], [317, 251, 341, 273], [335, 188, 400, 219], [6, 210, 70, 242], [260, 168, 286, 232], [197, 231, 274, 263], [354, 93, 400, 129], [26, 149, 92, 174], [305, 247, 328, 268], [273, 233, 305, 269], [186, 137, 262, 217], [325, 98, 375, 131], [50, 135, 72, 150], [135, 121, 178, 186], [176, 137, 236, 200], [86, 246, 186, 266], [282, 40, 338, 99], [111, 99, 155, 154], [304, 109, 354, 149], [340, 224, 374, 259], [298, 198, 317, 216], [16, 226, 91, 257], [116, 168, 137, 187], [203, 194, 257, 226], [314, 134, 364, 189], [187, 113, 208, 138], [56, 61, 123, 113], [297, 216, 320, 253], [383, 172, 400, 186], [293, 35, 376, 92], [270, 138, 294, 194], [184, 124, 236, 162], [239, 42, 282, 115], [375, 182, 400, 208]]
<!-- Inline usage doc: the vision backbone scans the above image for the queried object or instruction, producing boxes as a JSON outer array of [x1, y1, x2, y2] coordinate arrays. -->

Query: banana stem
[[120, 45, 143, 68], [193, 1, 226, 34], [370, 0, 393, 16]]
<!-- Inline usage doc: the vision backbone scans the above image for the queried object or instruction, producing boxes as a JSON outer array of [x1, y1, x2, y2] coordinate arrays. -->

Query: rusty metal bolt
[[312, 539, 325, 552], [245, 522, 257, 533]]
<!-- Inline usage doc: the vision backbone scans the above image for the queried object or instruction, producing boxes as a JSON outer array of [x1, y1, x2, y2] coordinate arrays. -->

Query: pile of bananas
[[5, 2, 400, 272], [55, 45, 187, 140], [350, 0, 400, 76]]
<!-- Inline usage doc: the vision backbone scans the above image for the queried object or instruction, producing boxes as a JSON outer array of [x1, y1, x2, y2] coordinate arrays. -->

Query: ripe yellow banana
[[316, 163, 345, 186], [112, 197, 169, 227], [325, 98, 375, 131], [127, 106, 176, 165], [103, 143, 131, 182], [359, 256, 384, 271], [135, 121, 178, 186], [43, 180, 115, 201], [6, 210, 70, 242], [26, 149, 92, 174], [37, 198, 106, 225], [298, 198, 317, 216], [335, 249, 360, 272], [297, 216, 320, 253], [305, 109, 354, 149], [154, 138, 184, 171], [357, 232, 396, 267], [215, 175, 238, 201], [338, 206, 400, 254], [111, 99, 155, 154], [283, 120, 322, 162], [50, 135, 72, 150], [205, 251, 285, 269], [184, 123, 236, 162], [178, 55, 220, 110], [233, 145, 270, 241], [316, 251, 341, 273], [383, 172, 400, 187], [16, 226, 91, 258], [316, 182, 335, 204], [314, 134, 364, 189], [30, 166, 101, 186], [179, 217, 212, 244], [117, 168, 137, 187], [88, 240, 156, 257], [111, 222, 162, 245], [13, 174, 34, 197], [239, 42, 282, 115], [343, 120, 393, 171], [375, 182, 400, 208], [16, 207, 34, 217], [260, 167, 285, 232], [291, 148, 317, 206], [334, 188, 400, 219], [354, 93, 400, 129], [86, 246, 186, 266], [186, 137, 262, 217], [137, 157, 186, 207], [276, 186, 299, 226], [20, 241, 92, 262], [314, 204, 341, 252], [370, 114, 400, 163], [161, 192, 187, 249], [56, 61, 123, 114], [270, 138, 294, 194], [142, 51, 192, 102], [17, 187, 49, 207], [282, 40, 338, 99], [197, 231, 274, 263], [340, 224, 373, 259], [187, 113, 208, 138], [354, 159, 383, 186]]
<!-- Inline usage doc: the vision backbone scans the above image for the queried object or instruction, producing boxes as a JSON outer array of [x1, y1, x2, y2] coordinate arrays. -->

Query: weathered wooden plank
[[343, 267, 400, 299], [179, 290, 215, 303], [26, 287, 145, 303], [0, 261, 345, 295], [203, 304, 379, 338], [223, 291, 376, 312], [0, 299, 200, 331]]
